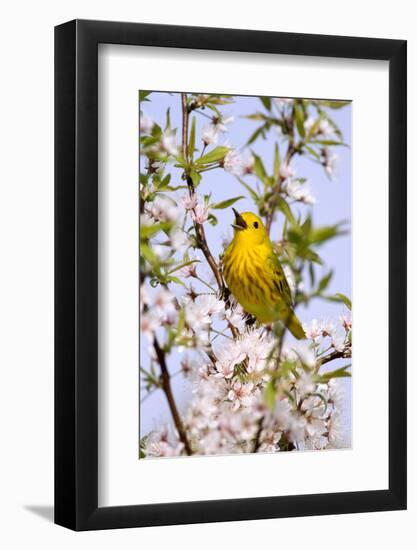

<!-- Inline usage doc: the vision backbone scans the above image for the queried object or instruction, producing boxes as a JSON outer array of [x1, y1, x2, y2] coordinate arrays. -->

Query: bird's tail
[[283, 308, 305, 340]]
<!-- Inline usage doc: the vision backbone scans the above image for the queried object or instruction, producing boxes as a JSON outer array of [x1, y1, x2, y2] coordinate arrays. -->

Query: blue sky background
[[140, 92, 352, 439]]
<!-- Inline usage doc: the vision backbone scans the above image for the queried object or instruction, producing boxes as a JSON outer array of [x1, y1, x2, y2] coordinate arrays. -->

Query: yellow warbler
[[223, 209, 305, 339]]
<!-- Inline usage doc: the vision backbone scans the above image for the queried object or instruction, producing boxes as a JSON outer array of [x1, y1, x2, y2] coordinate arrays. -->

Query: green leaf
[[151, 123, 162, 138], [195, 146, 230, 165], [264, 380, 276, 410], [318, 270, 333, 293], [308, 262, 315, 287], [277, 196, 296, 226], [311, 139, 346, 146], [165, 108, 171, 131], [252, 152, 268, 184], [304, 145, 321, 161], [294, 102, 305, 138], [316, 365, 351, 382], [208, 213, 218, 226], [260, 96, 272, 111], [318, 100, 350, 109], [167, 275, 186, 286], [174, 153, 186, 167], [189, 170, 202, 187], [212, 196, 245, 210], [309, 224, 346, 245], [273, 143, 280, 180], [246, 125, 266, 145], [140, 222, 169, 240], [139, 90, 151, 102], [335, 292, 352, 310], [236, 177, 259, 202], [300, 248, 323, 265], [189, 116, 196, 161], [168, 259, 200, 275]]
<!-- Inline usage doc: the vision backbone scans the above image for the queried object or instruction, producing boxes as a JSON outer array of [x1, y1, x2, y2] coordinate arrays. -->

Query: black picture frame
[[55, 19, 407, 531]]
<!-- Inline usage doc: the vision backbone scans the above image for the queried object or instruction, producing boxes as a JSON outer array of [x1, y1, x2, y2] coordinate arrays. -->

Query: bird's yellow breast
[[223, 243, 283, 323]]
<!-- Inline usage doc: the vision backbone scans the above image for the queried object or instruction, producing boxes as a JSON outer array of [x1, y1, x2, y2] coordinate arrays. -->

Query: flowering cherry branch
[[139, 92, 351, 458], [153, 336, 193, 455], [181, 92, 225, 294]]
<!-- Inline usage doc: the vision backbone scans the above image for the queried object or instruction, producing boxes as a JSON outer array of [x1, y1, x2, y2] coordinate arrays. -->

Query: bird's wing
[[267, 253, 293, 307]]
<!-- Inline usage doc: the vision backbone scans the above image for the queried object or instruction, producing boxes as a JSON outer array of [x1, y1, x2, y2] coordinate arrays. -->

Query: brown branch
[[253, 416, 264, 452], [317, 347, 352, 367], [153, 336, 192, 455], [180, 92, 237, 329]]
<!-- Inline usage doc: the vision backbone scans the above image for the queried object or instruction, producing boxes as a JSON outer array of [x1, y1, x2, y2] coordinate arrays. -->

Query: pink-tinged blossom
[[147, 195, 179, 223], [212, 115, 234, 133], [144, 427, 184, 458], [179, 262, 198, 278], [139, 284, 149, 312], [170, 228, 189, 249], [185, 301, 212, 332], [285, 179, 316, 205], [160, 131, 178, 156], [321, 148, 338, 177], [328, 379, 345, 410], [321, 319, 336, 338], [201, 125, 219, 146], [241, 154, 255, 175], [303, 319, 321, 341], [279, 163, 296, 180], [327, 412, 346, 448], [196, 294, 224, 317], [140, 112, 154, 135], [140, 310, 160, 340], [179, 193, 198, 210], [295, 370, 315, 396], [153, 288, 177, 324], [190, 203, 209, 224], [227, 380, 255, 411], [223, 149, 242, 176], [258, 429, 282, 453], [339, 311, 352, 332]]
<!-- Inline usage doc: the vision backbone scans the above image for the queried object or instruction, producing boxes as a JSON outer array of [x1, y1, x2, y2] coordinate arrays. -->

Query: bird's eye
[[253, 221, 259, 229]]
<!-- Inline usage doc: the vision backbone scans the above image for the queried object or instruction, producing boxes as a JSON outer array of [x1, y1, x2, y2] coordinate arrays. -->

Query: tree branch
[[153, 336, 192, 455], [317, 347, 351, 367], [180, 93, 239, 340]]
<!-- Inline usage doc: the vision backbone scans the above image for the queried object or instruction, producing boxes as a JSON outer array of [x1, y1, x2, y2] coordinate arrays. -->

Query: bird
[[222, 208, 305, 339]]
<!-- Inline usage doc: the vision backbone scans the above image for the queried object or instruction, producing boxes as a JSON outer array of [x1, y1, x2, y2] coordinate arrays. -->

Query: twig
[[180, 92, 239, 342], [317, 347, 351, 367], [153, 336, 192, 455]]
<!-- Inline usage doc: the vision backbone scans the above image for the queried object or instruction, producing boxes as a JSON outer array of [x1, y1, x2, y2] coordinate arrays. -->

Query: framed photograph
[[55, 19, 407, 531]]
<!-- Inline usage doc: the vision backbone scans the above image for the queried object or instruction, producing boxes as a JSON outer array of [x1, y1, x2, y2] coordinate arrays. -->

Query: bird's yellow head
[[231, 209, 268, 246]]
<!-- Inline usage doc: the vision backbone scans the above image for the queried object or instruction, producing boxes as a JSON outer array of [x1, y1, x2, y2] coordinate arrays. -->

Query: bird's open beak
[[231, 208, 247, 231]]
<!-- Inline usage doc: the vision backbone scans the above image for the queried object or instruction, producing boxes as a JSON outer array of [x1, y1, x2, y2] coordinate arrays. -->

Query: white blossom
[[180, 262, 198, 278], [190, 203, 209, 224], [285, 179, 316, 205], [227, 380, 255, 411], [212, 115, 234, 133], [179, 193, 198, 210], [339, 311, 352, 332], [279, 163, 296, 180], [223, 149, 242, 176], [140, 309, 159, 340], [160, 131, 178, 156], [201, 125, 219, 146], [147, 195, 179, 223], [140, 112, 154, 135]]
